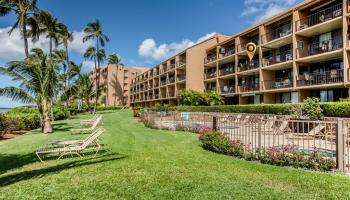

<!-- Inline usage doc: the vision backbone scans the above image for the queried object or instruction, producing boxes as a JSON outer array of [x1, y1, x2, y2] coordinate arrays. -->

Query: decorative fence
[[140, 111, 350, 172]]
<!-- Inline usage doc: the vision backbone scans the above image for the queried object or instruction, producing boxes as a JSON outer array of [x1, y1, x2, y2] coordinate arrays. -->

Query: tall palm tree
[[84, 46, 106, 108], [52, 49, 68, 90], [59, 25, 73, 87], [0, 0, 39, 58], [65, 73, 95, 109], [0, 48, 59, 133], [106, 53, 123, 106], [32, 10, 65, 56]]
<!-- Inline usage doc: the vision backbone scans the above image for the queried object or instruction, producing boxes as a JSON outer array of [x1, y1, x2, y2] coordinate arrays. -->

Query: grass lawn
[[1, 110, 350, 200]]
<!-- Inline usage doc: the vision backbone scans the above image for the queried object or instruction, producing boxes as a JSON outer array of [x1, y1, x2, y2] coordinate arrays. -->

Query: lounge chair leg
[[36, 152, 44, 163]]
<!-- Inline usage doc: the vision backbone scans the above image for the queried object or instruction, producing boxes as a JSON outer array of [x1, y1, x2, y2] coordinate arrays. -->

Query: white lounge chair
[[36, 128, 104, 162], [70, 115, 102, 134], [80, 114, 101, 126], [288, 124, 325, 140]]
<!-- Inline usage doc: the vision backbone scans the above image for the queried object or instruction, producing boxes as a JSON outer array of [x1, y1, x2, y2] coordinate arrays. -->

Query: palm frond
[[0, 87, 34, 103]]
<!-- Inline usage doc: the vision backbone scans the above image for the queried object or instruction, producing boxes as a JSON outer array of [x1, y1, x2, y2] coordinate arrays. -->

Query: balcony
[[177, 60, 186, 68], [220, 85, 235, 94], [160, 80, 167, 86], [204, 54, 217, 65], [263, 78, 293, 91], [177, 74, 186, 82], [238, 60, 259, 72], [169, 63, 176, 70], [204, 71, 217, 80], [238, 83, 260, 93], [168, 77, 175, 84], [167, 92, 176, 98], [205, 87, 217, 92], [262, 23, 292, 45], [154, 94, 160, 99], [219, 47, 235, 58], [296, 3, 342, 36], [296, 69, 344, 87], [263, 50, 293, 68], [219, 66, 235, 76], [237, 39, 259, 53], [297, 37, 343, 61]]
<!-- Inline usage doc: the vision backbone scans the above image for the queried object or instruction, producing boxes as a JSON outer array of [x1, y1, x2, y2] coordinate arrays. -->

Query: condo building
[[130, 0, 350, 106], [89, 64, 148, 106]]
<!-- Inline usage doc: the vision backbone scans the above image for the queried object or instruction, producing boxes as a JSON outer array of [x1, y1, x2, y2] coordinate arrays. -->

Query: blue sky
[[0, 0, 302, 107]]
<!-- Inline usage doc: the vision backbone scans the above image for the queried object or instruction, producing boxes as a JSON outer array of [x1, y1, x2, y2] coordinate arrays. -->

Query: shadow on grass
[[0, 152, 127, 187], [0, 153, 38, 174], [53, 122, 74, 132]]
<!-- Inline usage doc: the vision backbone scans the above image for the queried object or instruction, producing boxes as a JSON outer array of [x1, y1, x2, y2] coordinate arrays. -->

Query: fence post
[[213, 116, 217, 131], [336, 118, 345, 171], [258, 118, 262, 148]]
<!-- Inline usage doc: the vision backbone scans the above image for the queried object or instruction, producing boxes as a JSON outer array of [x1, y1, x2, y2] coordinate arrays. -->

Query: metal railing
[[177, 74, 186, 82], [169, 63, 176, 70], [205, 72, 217, 80], [237, 39, 259, 52], [160, 80, 167, 86], [238, 60, 259, 72], [263, 50, 293, 67], [219, 66, 235, 76], [220, 85, 235, 94], [205, 87, 217, 92], [297, 69, 344, 87], [296, 3, 342, 32], [168, 77, 175, 84], [204, 54, 217, 64], [297, 38, 343, 58], [262, 23, 292, 44], [177, 60, 186, 67], [238, 83, 259, 92], [263, 78, 293, 90], [140, 111, 350, 172], [219, 47, 235, 58]]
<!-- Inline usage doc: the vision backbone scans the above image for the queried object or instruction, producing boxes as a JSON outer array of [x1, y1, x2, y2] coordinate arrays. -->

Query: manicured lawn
[[1, 110, 350, 200]]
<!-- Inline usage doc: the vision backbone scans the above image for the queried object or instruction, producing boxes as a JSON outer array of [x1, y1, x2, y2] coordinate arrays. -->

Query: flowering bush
[[199, 132, 336, 172]]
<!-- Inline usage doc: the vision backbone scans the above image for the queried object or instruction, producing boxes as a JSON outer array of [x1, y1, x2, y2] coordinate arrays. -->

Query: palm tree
[[106, 53, 123, 106], [32, 10, 65, 56], [65, 74, 95, 109], [52, 49, 68, 90], [0, 49, 59, 133], [84, 46, 106, 108], [59, 25, 73, 87], [0, 0, 39, 58]]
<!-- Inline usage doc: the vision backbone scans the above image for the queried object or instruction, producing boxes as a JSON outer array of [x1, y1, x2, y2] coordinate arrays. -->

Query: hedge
[[0, 112, 40, 133], [149, 102, 350, 118], [96, 106, 129, 111]]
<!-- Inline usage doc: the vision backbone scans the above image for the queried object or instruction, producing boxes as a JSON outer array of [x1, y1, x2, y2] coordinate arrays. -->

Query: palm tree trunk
[[49, 37, 53, 58], [65, 45, 70, 87], [22, 20, 29, 58], [42, 98, 53, 133], [94, 57, 98, 112]]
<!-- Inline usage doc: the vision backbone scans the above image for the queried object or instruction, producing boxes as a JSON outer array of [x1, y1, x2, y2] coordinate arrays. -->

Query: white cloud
[[242, 0, 301, 23], [138, 32, 216, 62], [0, 27, 93, 62], [82, 60, 95, 70]]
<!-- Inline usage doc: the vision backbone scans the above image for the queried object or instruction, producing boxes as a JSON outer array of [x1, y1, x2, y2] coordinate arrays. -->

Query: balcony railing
[[297, 37, 343, 58], [263, 50, 293, 67], [219, 66, 235, 76], [205, 72, 217, 79], [177, 60, 186, 67], [205, 87, 217, 92], [177, 74, 186, 82], [237, 39, 259, 52], [296, 3, 342, 32], [154, 94, 159, 99], [204, 54, 217, 64], [297, 69, 344, 87], [219, 47, 235, 58], [238, 83, 260, 93], [167, 92, 176, 98], [221, 85, 235, 94], [168, 77, 175, 84], [160, 80, 167, 86], [169, 63, 176, 70], [238, 60, 259, 72], [263, 78, 293, 90], [262, 23, 292, 44]]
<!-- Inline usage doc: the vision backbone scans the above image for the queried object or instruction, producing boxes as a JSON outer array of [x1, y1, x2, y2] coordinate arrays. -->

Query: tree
[[84, 46, 105, 108], [0, 49, 59, 133], [59, 25, 73, 87], [106, 53, 123, 106], [31, 10, 65, 56], [0, 0, 39, 58], [65, 73, 95, 109]]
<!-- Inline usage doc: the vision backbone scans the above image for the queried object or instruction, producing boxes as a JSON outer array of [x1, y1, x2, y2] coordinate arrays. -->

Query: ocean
[[0, 108, 10, 113]]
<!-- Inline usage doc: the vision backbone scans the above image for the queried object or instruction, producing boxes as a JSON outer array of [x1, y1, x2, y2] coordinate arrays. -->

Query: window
[[297, 41, 304, 49]]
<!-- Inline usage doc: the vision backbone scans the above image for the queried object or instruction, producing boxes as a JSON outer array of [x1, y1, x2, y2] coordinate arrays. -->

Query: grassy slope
[[0, 110, 350, 200]]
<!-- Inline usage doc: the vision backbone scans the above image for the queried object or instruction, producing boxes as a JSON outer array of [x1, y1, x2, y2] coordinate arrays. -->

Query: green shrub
[[53, 106, 69, 121], [302, 98, 323, 120], [0, 112, 40, 134], [199, 131, 230, 154], [320, 102, 350, 118], [177, 89, 224, 106]]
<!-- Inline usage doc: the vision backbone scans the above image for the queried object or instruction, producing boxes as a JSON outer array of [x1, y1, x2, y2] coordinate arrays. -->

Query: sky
[[0, 0, 302, 108]]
